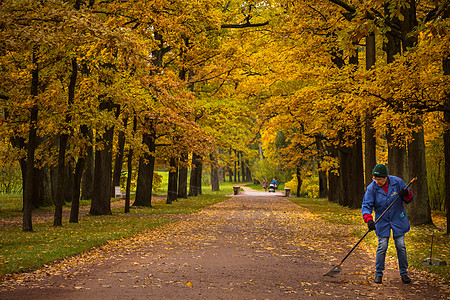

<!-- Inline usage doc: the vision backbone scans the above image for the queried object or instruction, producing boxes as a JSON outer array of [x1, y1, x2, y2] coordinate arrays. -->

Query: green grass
[[0, 182, 235, 278], [289, 197, 450, 283], [0, 193, 23, 218], [113, 192, 231, 215], [0, 215, 173, 276]]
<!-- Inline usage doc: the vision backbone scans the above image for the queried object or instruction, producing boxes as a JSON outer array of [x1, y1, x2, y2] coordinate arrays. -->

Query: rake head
[[422, 257, 447, 266], [323, 264, 342, 277]]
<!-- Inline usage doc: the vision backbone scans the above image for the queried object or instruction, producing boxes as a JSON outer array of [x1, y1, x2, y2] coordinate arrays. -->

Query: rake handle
[[337, 177, 417, 266]]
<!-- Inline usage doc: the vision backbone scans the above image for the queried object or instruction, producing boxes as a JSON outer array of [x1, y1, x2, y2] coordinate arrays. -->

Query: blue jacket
[[361, 176, 413, 237]]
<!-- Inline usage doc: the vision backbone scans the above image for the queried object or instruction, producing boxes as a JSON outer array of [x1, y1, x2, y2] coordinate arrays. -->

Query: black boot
[[401, 274, 411, 284]]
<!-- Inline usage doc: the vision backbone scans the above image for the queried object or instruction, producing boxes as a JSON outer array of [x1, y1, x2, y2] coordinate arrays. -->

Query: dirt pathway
[[0, 189, 448, 299]]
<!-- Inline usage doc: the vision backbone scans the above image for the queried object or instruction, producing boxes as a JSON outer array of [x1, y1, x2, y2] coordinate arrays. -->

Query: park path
[[0, 187, 448, 299]]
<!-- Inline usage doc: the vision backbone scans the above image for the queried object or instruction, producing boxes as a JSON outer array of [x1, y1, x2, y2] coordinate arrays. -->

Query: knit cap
[[372, 164, 388, 177]]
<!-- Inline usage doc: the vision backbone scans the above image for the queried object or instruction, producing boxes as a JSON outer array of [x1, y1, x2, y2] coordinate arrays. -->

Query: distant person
[[270, 178, 277, 189], [262, 178, 268, 191], [268, 178, 278, 193], [361, 164, 413, 285]]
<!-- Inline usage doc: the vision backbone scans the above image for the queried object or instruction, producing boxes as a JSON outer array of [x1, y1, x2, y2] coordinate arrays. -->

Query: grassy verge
[[0, 194, 23, 218], [289, 197, 450, 283], [112, 193, 231, 216], [0, 183, 234, 278], [0, 196, 121, 219], [0, 215, 173, 276]]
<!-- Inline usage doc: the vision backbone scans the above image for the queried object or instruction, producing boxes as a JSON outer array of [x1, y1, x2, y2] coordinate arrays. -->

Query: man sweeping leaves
[[361, 164, 413, 284]]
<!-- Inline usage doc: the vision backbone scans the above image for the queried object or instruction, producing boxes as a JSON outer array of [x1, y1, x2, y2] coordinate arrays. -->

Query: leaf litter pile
[[0, 191, 448, 299]]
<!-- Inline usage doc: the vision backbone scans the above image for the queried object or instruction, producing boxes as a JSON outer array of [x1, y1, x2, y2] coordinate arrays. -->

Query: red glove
[[363, 214, 373, 223]]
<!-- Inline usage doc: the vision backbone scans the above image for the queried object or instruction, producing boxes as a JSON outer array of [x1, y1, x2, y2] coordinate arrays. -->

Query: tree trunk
[[112, 117, 127, 194], [327, 145, 340, 203], [328, 171, 340, 203], [189, 153, 202, 196], [23, 106, 38, 232], [61, 57, 77, 213], [259, 144, 264, 160], [238, 151, 242, 182], [366, 33, 376, 69], [384, 3, 402, 64], [80, 59, 94, 201], [347, 45, 364, 209], [338, 130, 364, 208], [210, 153, 220, 191], [65, 163, 75, 204], [338, 145, 351, 207], [81, 129, 94, 200], [70, 125, 89, 223], [365, 33, 377, 188], [407, 118, 432, 225], [228, 149, 233, 182], [125, 147, 133, 213], [334, 44, 363, 208], [54, 133, 69, 226], [350, 134, 365, 208], [32, 168, 46, 208], [315, 136, 328, 198], [90, 102, 114, 215], [399, 0, 418, 52], [42, 168, 53, 207], [133, 125, 156, 207], [69, 156, 84, 223], [445, 73, 450, 233], [296, 166, 302, 196], [188, 157, 196, 197], [125, 117, 137, 213], [132, 30, 164, 207], [167, 156, 178, 204], [246, 160, 252, 182], [218, 147, 224, 182], [318, 169, 328, 198], [23, 49, 40, 232], [50, 166, 58, 206], [397, 1, 432, 225], [222, 168, 226, 182], [196, 159, 202, 195], [443, 5, 450, 233], [364, 112, 377, 186], [234, 150, 237, 182], [383, 4, 406, 180], [387, 129, 407, 179], [177, 152, 188, 199]]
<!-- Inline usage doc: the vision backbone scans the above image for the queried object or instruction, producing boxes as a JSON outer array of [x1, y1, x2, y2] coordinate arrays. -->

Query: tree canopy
[[0, 0, 449, 232]]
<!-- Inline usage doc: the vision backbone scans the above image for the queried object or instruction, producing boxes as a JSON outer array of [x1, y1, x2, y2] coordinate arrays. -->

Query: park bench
[[114, 186, 126, 199]]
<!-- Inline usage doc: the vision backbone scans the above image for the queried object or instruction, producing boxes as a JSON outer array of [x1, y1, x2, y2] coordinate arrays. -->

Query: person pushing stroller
[[269, 178, 278, 192]]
